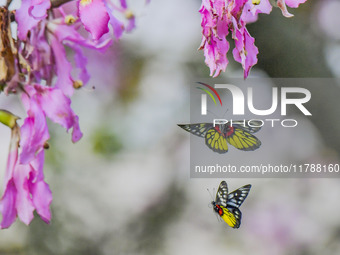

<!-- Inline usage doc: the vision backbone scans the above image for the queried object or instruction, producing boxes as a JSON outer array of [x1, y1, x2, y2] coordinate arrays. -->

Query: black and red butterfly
[[212, 181, 251, 228]]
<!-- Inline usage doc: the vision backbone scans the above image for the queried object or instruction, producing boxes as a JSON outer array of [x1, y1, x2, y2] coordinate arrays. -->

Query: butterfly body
[[178, 121, 262, 153], [212, 181, 251, 228], [212, 202, 224, 216]]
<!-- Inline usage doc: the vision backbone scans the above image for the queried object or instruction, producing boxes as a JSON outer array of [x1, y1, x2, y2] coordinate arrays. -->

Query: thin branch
[[51, 0, 76, 8], [6, 0, 12, 8]]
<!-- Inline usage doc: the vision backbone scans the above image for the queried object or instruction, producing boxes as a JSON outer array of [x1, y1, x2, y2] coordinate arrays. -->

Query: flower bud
[[0, 109, 19, 129]]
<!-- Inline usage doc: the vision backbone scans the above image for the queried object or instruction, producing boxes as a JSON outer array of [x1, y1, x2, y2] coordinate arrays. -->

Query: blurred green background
[[0, 0, 340, 254]]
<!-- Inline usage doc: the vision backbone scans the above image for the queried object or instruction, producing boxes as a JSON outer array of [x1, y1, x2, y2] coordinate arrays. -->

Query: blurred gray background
[[0, 0, 340, 254]]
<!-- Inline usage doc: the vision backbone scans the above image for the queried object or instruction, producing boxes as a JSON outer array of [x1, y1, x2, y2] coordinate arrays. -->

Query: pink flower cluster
[[199, 0, 307, 78], [0, 0, 144, 228]]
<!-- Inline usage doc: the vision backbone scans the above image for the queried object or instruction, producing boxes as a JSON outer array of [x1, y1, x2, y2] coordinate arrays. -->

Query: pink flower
[[0, 126, 52, 229], [199, 0, 258, 78], [21, 84, 83, 145], [199, 0, 308, 78], [17, 12, 112, 96], [1, 0, 147, 230], [0, 83, 82, 228], [198, 0, 229, 77]]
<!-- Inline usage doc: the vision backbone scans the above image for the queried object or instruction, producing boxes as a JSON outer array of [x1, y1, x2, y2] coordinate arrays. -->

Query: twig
[[6, 0, 12, 8], [51, 0, 76, 8]]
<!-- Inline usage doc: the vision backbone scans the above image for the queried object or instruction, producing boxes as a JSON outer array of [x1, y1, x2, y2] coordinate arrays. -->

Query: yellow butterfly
[[212, 181, 251, 228]]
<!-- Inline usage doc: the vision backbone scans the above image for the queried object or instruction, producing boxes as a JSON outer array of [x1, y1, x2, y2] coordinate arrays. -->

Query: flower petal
[[0, 179, 17, 229], [30, 0, 51, 19], [70, 44, 91, 85], [285, 0, 307, 8], [119, 0, 127, 8], [125, 15, 136, 32], [33, 85, 83, 142], [3, 131, 19, 184], [242, 0, 273, 23], [19, 97, 50, 165], [16, 0, 50, 40], [31, 181, 52, 223], [109, 13, 125, 39], [49, 22, 112, 52], [50, 35, 74, 96], [232, 25, 258, 78], [29, 151, 52, 223], [14, 164, 35, 225], [71, 115, 83, 143], [277, 0, 294, 18], [78, 0, 110, 40], [199, 1, 230, 77]]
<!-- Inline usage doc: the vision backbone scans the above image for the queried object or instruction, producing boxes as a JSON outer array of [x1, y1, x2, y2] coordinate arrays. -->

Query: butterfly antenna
[[222, 108, 229, 118], [207, 188, 214, 201], [207, 110, 219, 118]]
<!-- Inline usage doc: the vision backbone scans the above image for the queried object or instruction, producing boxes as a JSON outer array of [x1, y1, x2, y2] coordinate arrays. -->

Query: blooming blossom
[[78, 0, 136, 40], [0, 83, 85, 228], [199, 0, 308, 78], [0, 0, 146, 228], [0, 110, 52, 228]]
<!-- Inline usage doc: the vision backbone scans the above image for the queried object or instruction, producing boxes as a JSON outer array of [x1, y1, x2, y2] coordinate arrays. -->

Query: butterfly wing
[[231, 120, 262, 133], [215, 181, 241, 228], [225, 126, 261, 151], [225, 184, 251, 228], [213, 182, 251, 229], [215, 182, 249, 229], [177, 123, 214, 138], [205, 126, 229, 154], [220, 207, 242, 229], [227, 184, 252, 209], [215, 181, 228, 207]]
